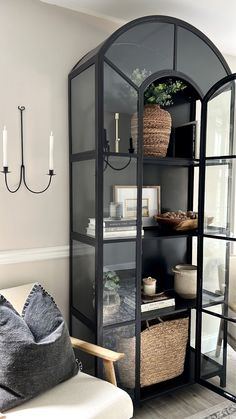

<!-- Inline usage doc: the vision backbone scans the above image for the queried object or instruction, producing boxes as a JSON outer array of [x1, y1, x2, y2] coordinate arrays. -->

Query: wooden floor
[[134, 383, 226, 418]]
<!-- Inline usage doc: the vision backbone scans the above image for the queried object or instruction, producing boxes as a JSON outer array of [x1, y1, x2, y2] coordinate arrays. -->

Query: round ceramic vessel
[[173, 264, 197, 299]]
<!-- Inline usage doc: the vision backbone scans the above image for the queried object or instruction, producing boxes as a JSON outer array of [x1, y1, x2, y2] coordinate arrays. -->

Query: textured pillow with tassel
[[0, 283, 79, 412]]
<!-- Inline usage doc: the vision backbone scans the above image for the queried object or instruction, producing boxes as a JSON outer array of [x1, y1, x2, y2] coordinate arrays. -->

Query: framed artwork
[[113, 185, 161, 219]]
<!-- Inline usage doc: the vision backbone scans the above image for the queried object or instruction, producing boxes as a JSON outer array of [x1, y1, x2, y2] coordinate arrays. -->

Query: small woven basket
[[117, 317, 188, 388], [131, 104, 172, 157]]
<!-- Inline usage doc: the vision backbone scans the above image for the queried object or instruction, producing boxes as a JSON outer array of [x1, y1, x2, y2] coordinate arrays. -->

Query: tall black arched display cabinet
[[69, 15, 236, 404]]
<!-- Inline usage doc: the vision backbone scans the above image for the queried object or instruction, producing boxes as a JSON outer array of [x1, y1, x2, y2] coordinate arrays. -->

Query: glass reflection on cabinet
[[72, 160, 95, 235], [205, 80, 235, 157], [200, 312, 236, 396], [204, 159, 236, 239], [104, 63, 138, 154], [103, 324, 136, 397], [72, 240, 95, 321], [103, 241, 136, 326], [202, 238, 236, 317]]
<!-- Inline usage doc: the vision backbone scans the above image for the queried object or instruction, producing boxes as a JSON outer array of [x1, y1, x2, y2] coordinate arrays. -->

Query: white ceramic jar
[[173, 264, 197, 299], [143, 276, 156, 295]]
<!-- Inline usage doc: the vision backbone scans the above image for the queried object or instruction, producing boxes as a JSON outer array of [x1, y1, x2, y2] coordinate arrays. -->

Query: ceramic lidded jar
[[143, 276, 156, 295], [173, 264, 197, 299]]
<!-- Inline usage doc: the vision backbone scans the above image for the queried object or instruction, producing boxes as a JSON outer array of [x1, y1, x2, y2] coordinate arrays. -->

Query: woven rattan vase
[[131, 104, 172, 157]]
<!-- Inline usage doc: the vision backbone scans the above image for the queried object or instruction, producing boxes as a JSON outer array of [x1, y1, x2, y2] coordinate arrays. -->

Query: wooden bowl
[[154, 216, 213, 231]]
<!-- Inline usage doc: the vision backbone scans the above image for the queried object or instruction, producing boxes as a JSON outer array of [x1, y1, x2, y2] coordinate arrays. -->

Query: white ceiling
[[41, 0, 236, 56]]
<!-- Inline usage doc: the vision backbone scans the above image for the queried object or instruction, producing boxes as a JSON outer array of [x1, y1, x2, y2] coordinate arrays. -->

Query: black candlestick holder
[[1, 106, 55, 194]]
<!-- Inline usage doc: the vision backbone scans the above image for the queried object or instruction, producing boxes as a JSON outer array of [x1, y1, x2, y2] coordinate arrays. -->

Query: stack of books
[[86, 218, 144, 238], [141, 291, 175, 313]]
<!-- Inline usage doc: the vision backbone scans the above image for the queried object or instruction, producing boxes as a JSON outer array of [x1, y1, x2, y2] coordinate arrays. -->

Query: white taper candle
[[49, 131, 54, 171], [3, 126, 7, 167]]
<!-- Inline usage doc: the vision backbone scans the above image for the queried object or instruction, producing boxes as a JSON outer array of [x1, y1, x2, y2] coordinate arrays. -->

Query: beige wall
[[0, 0, 119, 319]]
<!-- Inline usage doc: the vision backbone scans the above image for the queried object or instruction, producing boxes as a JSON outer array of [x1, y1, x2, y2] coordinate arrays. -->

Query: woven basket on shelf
[[141, 317, 189, 387], [131, 104, 172, 157], [117, 317, 189, 389]]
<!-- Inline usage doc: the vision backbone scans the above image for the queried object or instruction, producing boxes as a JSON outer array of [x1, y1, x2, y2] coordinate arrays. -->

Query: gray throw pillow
[[0, 283, 79, 412]]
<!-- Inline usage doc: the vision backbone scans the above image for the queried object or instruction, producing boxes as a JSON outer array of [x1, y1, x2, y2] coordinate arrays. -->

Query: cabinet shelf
[[104, 151, 138, 158], [140, 373, 191, 401], [143, 224, 197, 239], [143, 156, 199, 167]]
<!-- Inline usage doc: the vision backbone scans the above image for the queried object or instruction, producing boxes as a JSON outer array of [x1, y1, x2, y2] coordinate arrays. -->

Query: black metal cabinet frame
[[68, 15, 236, 404]]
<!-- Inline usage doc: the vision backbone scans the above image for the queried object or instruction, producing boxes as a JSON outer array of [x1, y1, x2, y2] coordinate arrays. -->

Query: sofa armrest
[[70, 336, 124, 386]]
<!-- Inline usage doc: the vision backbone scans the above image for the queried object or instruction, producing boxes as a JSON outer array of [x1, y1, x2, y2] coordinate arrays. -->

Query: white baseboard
[[0, 245, 69, 265]]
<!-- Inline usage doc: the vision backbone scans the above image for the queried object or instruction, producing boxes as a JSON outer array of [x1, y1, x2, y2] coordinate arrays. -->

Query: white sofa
[[0, 284, 133, 419]]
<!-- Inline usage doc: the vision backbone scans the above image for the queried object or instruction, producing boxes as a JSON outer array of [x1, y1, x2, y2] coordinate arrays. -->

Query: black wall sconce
[[1, 106, 55, 194]]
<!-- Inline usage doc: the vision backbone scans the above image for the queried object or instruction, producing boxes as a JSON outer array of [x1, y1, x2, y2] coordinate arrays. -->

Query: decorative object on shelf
[[109, 202, 123, 219], [1, 106, 55, 194], [142, 276, 156, 295], [141, 291, 175, 312], [114, 112, 120, 153], [155, 210, 198, 230], [173, 264, 197, 299], [154, 210, 214, 231], [103, 270, 121, 319], [140, 317, 189, 387], [128, 137, 134, 154], [114, 185, 160, 219], [131, 74, 187, 157]]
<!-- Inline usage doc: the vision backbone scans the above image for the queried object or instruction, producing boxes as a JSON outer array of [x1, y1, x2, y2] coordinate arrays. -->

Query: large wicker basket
[[141, 317, 189, 387], [131, 104, 172, 157], [117, 317, 189, 388]]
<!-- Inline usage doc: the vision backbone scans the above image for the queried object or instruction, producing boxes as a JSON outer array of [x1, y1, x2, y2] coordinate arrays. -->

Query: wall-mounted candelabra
[[1, 106, 55, 194]]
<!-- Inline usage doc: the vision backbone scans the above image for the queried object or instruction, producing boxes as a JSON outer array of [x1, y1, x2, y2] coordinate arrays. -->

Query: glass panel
[[71, 66, 95, 153], [72, 160, 95, 235], [72, 240, 95, 322], [204, 159, 236, 238], [177, 27, 227, 96], [71, 316, 95, 375], [104, 63, 138, 153], [103, 324, 136, 397], [205, 81, 234, 157], [202, 238, 236, 317], [103, 156, 138, 237], [74, 42, 104, 69], [103, 241, 136, 326], [105, 23, 174, 83], [200, 312, 236, 397]]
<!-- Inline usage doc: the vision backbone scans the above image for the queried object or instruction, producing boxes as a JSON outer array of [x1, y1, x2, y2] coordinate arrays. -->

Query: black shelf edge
[[71, 232, 96, 246], [203, 232, 236, 242], [143, 224, 198, 239], [104, 152, 138, 158], [140, 373, 192, 402], [200, 353, 224, 380], [143, 156, 199, 166], [71, 151, 96, 162]]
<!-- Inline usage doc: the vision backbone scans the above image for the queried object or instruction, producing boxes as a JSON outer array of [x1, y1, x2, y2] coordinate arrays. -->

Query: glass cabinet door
[[198, 74, 236, 401]]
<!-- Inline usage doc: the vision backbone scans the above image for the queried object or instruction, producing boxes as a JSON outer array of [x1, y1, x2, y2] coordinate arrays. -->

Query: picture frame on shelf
[[113, 185, 161, 219]]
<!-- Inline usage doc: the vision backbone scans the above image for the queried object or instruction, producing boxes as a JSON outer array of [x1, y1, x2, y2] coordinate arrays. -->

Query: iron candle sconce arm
[[1, 106, 55, 194]]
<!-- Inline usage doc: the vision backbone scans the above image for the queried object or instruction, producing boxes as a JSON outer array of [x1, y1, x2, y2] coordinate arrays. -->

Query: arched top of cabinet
[[70, 15, 231, 98]]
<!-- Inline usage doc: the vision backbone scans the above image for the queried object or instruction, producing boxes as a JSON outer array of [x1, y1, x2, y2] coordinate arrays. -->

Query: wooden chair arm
[[70, 337, 124, 362], [70, 336, 124, 386], [0, 413, 6, 418]]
